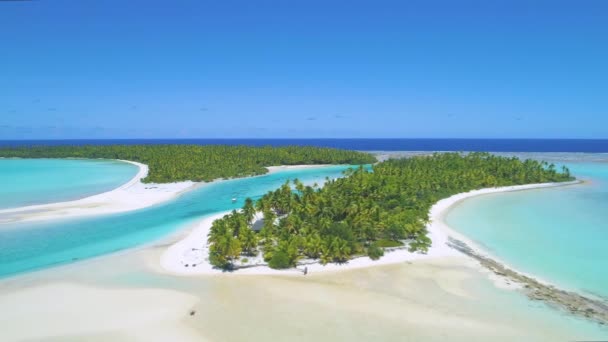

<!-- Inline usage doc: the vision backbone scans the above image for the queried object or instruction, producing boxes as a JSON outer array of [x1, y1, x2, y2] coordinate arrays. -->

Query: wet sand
[[0, 244, 605, 341], [0, 161, 196, 224]]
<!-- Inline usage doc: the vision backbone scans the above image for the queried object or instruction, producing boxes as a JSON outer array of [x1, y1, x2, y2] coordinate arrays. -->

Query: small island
[[0, 145, 376, 223], [0, 145, 377, 183], [207, 152, 573, 270]]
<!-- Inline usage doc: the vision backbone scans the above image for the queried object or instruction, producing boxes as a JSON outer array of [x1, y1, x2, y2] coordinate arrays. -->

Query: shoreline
[[158, 209, 460, 276], [0, 162, 343, 225], [158, 179, 608, 324], [3, 254, 599, 341], [430, 180, 583, 287], [0, 160, 197, 224], [159, 181, 580, 277], [429, 180, 608, 325]]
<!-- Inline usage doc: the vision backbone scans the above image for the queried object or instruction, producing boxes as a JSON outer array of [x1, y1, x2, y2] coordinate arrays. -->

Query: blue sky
[[1, 0, 607, 139]]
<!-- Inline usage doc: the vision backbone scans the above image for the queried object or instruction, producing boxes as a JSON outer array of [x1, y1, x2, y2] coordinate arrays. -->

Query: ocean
[[1, 138, 608, 152]]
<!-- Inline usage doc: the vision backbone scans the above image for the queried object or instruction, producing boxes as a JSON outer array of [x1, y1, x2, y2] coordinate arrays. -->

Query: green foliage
[[268, 250, 292, 269], [0, 145, 376, 183], [326, 237, 351, 263], [262, 239, 276, 262], [238, 228, 259, 256], [303, 233, 323, 259], [242, 198, 256, 225], [367, 243, 384, 260], [408, 235, 432, 253], [207, 152, 574, 269], [208, 228, 242, 269], [374, 239, 404, 248]]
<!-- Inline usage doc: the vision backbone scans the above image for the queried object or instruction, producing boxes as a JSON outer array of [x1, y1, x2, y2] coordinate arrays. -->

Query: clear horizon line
[[1, 137, 608, 141]]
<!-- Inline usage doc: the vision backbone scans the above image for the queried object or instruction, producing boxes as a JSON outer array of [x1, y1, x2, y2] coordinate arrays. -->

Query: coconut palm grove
[[0, 145, 376, 183], [208, 152, 573, 269]]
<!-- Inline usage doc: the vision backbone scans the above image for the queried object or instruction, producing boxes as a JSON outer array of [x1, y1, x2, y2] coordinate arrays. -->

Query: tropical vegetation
[[0, 145, 376, 183], [208, 152, 573, 270]]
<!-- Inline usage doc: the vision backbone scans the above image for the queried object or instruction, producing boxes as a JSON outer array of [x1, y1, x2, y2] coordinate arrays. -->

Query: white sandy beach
[[159, 180, 580, 278], [159, 209, 459, 276], [3, 254, 597, 342], [0, 160, 197, 224], [0, 163, 341, 225], [0, 283, 204, 342]]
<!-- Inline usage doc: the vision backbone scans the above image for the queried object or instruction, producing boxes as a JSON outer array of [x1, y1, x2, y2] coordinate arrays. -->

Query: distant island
[[207, 152, 573, 270], [0, 145, 377, 183]]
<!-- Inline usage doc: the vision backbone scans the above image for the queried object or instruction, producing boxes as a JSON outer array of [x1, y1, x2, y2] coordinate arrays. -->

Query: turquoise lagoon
[[1, 155, 608, 303], [446, 160, 608, 300], [0, 165, 353, 277], [0, 156, 607, 337], [0, 159, 139, 209]]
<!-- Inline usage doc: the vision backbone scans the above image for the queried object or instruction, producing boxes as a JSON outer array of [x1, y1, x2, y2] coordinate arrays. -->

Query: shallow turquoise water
[[0, 159, 138, 209], [446, 161, 608, 299], [0, 165, 353, 278], [0, 157, 607, 336]]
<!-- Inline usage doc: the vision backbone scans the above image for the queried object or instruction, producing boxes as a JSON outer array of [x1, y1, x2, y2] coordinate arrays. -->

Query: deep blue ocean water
[[2, 138, 608, 152]]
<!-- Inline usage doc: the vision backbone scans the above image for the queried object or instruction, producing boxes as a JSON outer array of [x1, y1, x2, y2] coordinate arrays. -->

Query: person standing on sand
[[303, 266, 308, 275]]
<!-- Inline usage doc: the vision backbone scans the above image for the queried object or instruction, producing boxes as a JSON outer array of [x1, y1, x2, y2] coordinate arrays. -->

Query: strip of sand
[[3, 255, 600, 342], [0, 282, 204, 342], [0, 160, 197, 224], [0, 163, 343, 225]]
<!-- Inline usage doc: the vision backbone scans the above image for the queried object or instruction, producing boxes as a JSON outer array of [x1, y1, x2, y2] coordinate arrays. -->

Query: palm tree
[[330, 237, 351, 263], [303, 234, 323, 258], [239, 228, 258, 256], [209, 229, 242, 269], [242, 198, 256, 225]]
